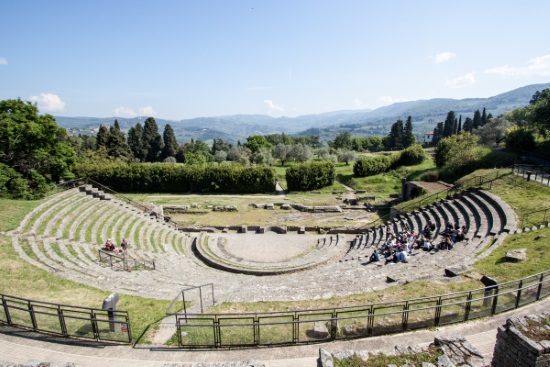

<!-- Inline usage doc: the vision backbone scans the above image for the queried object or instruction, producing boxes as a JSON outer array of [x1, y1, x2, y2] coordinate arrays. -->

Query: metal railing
[[513, 165, 550, 186], [167, 284, 216, 317], [98, 249, 155, 271], [365, 169, 512, 228], [175, 270, 549, 348], [0, 294, 132, 344]]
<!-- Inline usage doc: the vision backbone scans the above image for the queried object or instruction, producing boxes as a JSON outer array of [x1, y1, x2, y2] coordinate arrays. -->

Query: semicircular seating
[[8, 185, 518, 301]]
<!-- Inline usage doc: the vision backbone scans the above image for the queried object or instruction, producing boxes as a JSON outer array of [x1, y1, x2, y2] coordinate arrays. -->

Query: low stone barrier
[[320, 335, 487, 367], [491, 313, 550, 367]]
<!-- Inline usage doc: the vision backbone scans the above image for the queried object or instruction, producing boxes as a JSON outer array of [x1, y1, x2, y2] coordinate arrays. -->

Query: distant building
[[423, 131, 434, 143]]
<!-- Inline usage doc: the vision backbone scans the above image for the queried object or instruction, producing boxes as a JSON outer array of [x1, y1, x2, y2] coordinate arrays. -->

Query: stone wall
[[491, 313, 550, 367], [319, 335, 488, 367]]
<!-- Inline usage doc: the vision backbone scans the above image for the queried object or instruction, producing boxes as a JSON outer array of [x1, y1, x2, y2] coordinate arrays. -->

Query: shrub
[[393, 144, 426, 167], [353, 155, 391, 177], [76, 162, 276, 193], [505, 127, 536, 152], [286, 161, 335, 191]]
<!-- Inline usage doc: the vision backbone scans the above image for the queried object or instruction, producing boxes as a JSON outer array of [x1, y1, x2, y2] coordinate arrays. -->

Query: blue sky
[[1, 0, 549, 120]]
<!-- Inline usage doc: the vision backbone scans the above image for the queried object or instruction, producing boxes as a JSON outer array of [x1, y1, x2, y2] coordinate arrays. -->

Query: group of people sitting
[[369, 219, 469, 263], [370, 223, 417, 264], [104, 238, 129, 253]]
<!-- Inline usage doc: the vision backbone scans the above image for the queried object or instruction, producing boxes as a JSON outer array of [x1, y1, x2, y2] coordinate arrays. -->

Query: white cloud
[[354, 98, 366, 108], [435, 51, 456, 64], [445, 72, 476, 88], [484, 55, 550, 77], [264, 99, 284, 115], [138, 106, 157, 116], [378, 96, 409, 106], [29, 93, 65, 112], [113, 106, 136, 118], [0, 57, 7, 65]]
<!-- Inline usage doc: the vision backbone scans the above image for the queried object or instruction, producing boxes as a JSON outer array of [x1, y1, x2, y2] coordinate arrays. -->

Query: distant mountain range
[[56, 83, 549, 144]]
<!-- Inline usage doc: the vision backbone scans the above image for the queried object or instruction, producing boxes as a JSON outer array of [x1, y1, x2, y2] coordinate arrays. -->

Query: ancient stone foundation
[[491, 313, 550, 367]]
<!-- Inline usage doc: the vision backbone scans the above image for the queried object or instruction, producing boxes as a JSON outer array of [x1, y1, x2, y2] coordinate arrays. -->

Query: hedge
[[285, 161, 335, 191], [75, 162, 276, 193]]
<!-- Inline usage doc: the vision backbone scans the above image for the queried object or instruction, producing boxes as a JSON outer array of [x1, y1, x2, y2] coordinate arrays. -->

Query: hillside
[[56, 82, 549, 144]]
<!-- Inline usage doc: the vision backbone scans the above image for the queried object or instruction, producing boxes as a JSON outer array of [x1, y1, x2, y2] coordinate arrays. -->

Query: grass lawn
[[0, 198, 174, 344]]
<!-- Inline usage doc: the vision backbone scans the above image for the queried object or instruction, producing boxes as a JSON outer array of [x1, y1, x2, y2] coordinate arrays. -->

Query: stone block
[[312, 321, 329, 338], [505, 248, 527, 262]]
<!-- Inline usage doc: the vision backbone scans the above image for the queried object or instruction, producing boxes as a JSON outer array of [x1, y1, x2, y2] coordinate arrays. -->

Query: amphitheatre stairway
[[7, 184, 520, 303]]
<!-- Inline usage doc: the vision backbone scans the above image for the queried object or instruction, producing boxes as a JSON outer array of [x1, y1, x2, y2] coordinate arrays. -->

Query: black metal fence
[[0, 294, 132, 343], [175, 270, 549, 348], [98, 249, 155, 271], [513, 165, 550, 186]]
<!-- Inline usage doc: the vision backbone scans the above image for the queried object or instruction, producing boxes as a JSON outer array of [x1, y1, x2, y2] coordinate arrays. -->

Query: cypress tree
[[463, 117, 473, 132], [128, 123, 145, 161], [481, 107, 488, 126], [161, 124, 179, 160], [473, 110, 482, 129], [143, 117, 163, 162], [402, 116, 416, 148], [96, 125, 110, 149], [443, 111, 456, 137], [107, 120, 132, 160]]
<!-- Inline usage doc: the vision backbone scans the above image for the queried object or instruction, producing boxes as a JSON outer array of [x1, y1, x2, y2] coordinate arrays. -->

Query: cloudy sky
[[1, 0, 549, 120]]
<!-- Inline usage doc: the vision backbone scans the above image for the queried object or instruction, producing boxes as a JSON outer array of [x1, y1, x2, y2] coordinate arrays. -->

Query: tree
[[288, 144, 312, 163], [443, 111, 456, 138], [96, 125, 110, 149], [463, 117, 473, 132], [331, 132, 352, 150], [402, 116, 416, 148], [107, 120, 132, 160], [161, 124, 178, 160], [273, 143, 291, 165], [142, 117, 163, 162], [0, 98, 75, 197], [386, 119, 404, 150], [481, 107, 488, 126], [127, 123, 145, 161], [244, 135, 272, 153], [473, 110, 482, 130], [531, 88, 550, 137], [473, 116, 512, 146], [434, 132, 479, 170], [337, 149, 357, 165]]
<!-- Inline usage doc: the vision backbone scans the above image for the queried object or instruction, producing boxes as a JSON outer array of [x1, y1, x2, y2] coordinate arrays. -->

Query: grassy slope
[[0, 198, 171, 343]]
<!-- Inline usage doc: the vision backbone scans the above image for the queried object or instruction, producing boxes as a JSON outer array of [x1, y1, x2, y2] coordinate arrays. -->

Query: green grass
[[474, 227, 550, 281], [0, 198, 44, 233], [334, 346, 443, 367]]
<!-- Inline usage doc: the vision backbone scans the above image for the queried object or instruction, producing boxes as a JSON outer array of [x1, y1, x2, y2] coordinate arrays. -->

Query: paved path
[[0, 297, 548, 367]]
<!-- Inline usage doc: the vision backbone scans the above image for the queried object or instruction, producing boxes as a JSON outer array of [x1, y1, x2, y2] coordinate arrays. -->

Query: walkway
[[0, 297, 548, 367]]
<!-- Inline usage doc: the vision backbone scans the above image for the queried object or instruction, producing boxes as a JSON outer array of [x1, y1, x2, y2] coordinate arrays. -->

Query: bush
[[285, 161, 335, 191], [393, 144, 426, 167], [505, 127, 536, 152], [76, 162, 276, 193], [353, 155, 392, 177]]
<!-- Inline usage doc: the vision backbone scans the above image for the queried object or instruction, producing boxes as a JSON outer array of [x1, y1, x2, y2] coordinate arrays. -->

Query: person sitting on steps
[[104, 238, 119, 253]]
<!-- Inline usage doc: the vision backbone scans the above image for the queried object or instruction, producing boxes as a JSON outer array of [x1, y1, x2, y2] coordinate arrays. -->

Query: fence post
[[214, 316, 221, 348], [434, 297, 442, 326], [176, 317, 182, 347], [28, 301, 38, 331], [91, 310, 100, 341], [58, 306, 67, 337], [491, 286, 499, 315], [402, 301, 409, 331], [254, 316, 260, 345], [293, 312, 298, 344], [1, 295, 11, 325], [515, 280, 523, 309], [536, 273, 544, 300], [464, 292, 472, 321]]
